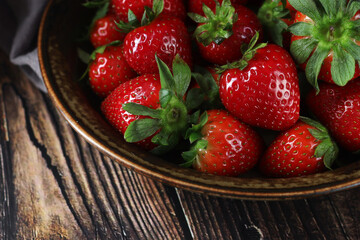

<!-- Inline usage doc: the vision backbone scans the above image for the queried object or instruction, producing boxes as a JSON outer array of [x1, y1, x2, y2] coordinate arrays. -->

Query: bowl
[[38, 0, 360, 200]]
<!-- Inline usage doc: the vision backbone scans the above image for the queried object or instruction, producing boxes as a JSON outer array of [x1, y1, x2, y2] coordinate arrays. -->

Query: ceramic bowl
[[38, 0, 360, 200]]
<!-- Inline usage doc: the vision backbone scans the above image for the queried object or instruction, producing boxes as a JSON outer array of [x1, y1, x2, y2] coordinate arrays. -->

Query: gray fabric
[[0, 0, 49, 92]]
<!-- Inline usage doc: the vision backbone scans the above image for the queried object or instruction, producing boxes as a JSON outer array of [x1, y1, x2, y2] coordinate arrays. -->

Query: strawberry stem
[[188, 0, 237, 46]]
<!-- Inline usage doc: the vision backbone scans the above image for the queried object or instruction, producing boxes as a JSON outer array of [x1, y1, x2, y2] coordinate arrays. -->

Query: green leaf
[[186, 88, 205, 111], [152, 0, 164, 16], [314, 140, 331, 158], [269, 20, 289, 47], [288, 22, 314, 36], [156, 55, 175, 90], [124, 118, 161, 143], [187, 12, 208, 23], [151, 131, 180, 155], [159, 89, 173, 108], [122, 103, 162, 118], [305, 45, 330, 91], [288, 0, 322, 21], [331, 45, 355, 86], [347, 0, 360, 18], [173, 55, 191, 98], [77, 48, 91, 64], [318, 0, 342, 18], [83, 0, 109, 8], [180, 149, 198, 167], [290, 37, 318, 64], [342, 39, 360, 61], [300, 116, 327, 132], [323, 143, 338, 169], [90, 40, 121, 61], [308, 129, 328, 141]]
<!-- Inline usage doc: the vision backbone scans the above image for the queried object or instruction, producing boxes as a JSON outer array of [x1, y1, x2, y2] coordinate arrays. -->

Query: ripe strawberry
[[188, 0, 248, 16], [189, 0, 263, 65], [88, 43, 137, 98], [89, 14, 126, 48], [217, 34, 300, 131], [288, 0, 360, 90], [182, 109, 264, 176], [257, 0, 296, 48], [259, 117, 338, 178], [123, 14, 192, 75], [306, 79, 360, 153], [110, 0, 186, 22], [101, 55, 194, 153], [101, 74, 161, 149]]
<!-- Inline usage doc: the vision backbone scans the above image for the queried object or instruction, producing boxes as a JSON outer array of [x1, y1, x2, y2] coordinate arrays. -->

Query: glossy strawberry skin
[[197, 5, 263, 65], [194, 109, 264, 176], [90, 14, 126, 48], [306, 80, 360, 152], [188, 0, 248, 16], [259, 121, 325, 178], [110, 0, 186, 22], [123, 15, 192, 75], [291, 11, 360, 84], [219, 44, 300, 131], [101, 74, 161, 149], [89, 45, 137, 98]]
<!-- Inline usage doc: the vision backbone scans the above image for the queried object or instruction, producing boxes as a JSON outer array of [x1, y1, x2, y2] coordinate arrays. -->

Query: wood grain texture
[[2, 51, 360, 240], [0, 52, 186, 239]]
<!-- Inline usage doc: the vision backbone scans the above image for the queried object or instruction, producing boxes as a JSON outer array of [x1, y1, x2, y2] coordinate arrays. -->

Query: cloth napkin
[[0, 0, 49, 92]]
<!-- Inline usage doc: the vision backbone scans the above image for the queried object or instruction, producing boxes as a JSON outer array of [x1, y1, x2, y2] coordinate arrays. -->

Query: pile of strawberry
[[80, 0, 360, 178]]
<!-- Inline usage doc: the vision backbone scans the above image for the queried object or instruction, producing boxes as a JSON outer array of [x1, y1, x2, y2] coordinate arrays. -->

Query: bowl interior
[[38, 0, 360, 200]]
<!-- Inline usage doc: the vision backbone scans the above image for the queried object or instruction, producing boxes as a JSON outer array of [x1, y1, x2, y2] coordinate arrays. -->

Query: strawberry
[[217, 33, 300, 131], [259, 117, 338, 178], [306, 79, 360, 153], [188, 0, 248, 16], [101, 55, 195, 153], [88, 43, 137, 98], [189, 0, 263, 65], [257, 0, 296, 48], [89, 14, 126, 48], [123, 14, 192, 75], [288, 0, 360, 90], [181, 109, 264, 176], [110, 0, 186, 22]]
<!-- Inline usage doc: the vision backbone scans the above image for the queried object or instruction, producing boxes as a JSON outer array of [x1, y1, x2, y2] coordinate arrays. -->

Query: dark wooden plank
[[0, 52, 187, 239], [178, 187, 360, 240]]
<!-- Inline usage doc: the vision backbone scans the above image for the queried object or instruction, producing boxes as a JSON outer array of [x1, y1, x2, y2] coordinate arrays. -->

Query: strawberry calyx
[[300, 116, 339, 169], [257, 0, 291, 46], [186, 66, 223, 111], [116, 0, 164, 33], [180, 111, 209, 167], [123, 54, 198, 155], [215, 32, 267, 74], [188, 0, 238, 46], [288, 0, 360, 91]]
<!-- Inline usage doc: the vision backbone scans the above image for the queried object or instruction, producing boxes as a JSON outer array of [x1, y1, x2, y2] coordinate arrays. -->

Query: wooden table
[[1, 51, 360, 240]]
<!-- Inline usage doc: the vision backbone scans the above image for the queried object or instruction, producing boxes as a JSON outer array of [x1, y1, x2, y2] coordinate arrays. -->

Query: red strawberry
[[89, 14, 127, 48], [89, 44, 137, 98], [101, 74, 161, 149], [189, 1, 263, 65], [257, 0, 296, 48], [182, 109, 264, 176], [123, 15, 192, 75], [101, 55, 194, 153], [259, 117, 338, 178], [110, 0, 186, 22], [218, 35, 300, 131], [188, 0, 248, 16], [306, 79, 360, 153], [288, 0, 360, 90]]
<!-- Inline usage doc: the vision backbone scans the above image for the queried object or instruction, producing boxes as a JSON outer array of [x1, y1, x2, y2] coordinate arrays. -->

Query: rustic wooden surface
[[1, 51, 360, 240]]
